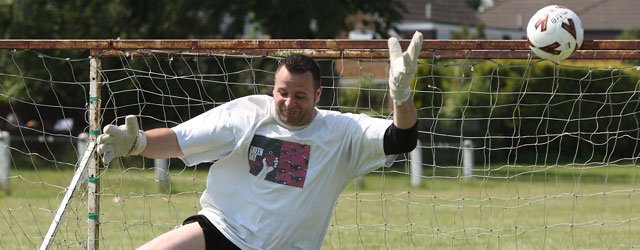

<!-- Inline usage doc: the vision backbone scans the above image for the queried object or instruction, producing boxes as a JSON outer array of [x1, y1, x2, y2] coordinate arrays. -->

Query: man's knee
[[136, 222, 205, 250]]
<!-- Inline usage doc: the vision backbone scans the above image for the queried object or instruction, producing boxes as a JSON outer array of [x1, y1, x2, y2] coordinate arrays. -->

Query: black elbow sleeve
[[383, 122, 418, 155]]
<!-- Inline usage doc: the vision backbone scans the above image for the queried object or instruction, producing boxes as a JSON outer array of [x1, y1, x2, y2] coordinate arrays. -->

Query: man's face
[[272, 66, 321, 127]]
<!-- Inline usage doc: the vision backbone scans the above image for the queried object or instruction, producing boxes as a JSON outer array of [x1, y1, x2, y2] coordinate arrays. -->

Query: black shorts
[[183, 215, 240, 250]]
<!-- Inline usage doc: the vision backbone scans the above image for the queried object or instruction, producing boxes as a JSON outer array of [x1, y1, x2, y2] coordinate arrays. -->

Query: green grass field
[[2, 164, 640, 249]]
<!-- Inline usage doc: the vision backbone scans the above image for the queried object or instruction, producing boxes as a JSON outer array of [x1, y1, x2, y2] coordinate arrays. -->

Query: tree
[[0, 0, 406, 128], [0, 0, 404, 39], [618, 27, 640, 39], [450, 25, 486, 39], [464, 0, 483, 10]]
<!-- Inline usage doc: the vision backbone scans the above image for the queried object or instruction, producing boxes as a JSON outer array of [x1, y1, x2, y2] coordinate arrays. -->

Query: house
[[395, 0, 483, 39], [339, 0, 483, 88], [478, 0, 640, 39]]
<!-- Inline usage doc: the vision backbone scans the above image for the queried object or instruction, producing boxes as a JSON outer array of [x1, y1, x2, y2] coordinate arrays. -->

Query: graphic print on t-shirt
[[248, 135, 310, 188]]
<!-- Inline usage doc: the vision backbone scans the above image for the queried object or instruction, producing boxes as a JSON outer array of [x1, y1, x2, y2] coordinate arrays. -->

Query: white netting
[[1, 48, 639, 249]]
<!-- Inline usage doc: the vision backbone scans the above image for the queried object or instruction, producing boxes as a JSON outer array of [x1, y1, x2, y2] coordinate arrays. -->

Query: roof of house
[[479, 0, 640, 31], [401, 0, 481, 26]]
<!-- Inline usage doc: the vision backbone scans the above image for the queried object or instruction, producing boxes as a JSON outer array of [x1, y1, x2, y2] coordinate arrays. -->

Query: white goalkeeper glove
[[388, 31, 423, 105], [96, 115, 147, 165]]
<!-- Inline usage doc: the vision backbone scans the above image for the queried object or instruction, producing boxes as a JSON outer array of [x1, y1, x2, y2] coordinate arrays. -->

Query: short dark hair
[[276, 54, 322, 89]]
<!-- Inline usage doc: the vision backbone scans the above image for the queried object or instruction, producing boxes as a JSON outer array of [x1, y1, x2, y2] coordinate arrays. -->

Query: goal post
[[0, 39, 639, 249], [39, 141, 95, 250]]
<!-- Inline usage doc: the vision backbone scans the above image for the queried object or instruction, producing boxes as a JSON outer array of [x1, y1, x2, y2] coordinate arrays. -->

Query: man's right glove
[[387, 31, 423, 105], [96, 115, 147, 165]]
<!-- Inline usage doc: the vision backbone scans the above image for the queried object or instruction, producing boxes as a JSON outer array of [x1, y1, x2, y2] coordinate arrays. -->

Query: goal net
[[0, 40, 639, 249]]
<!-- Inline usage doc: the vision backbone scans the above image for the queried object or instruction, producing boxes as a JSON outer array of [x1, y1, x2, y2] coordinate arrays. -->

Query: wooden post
[[87, 57, 102, 250]]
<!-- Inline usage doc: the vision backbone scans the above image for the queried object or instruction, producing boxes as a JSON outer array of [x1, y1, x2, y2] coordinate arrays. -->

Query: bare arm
[[393, 101, 417, 129], [139, 128, 184, 159], [383, 100, 418, 155]]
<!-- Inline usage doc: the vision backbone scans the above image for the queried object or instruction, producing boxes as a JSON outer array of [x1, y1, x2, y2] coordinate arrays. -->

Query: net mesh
[[0, 46, 639, 249]]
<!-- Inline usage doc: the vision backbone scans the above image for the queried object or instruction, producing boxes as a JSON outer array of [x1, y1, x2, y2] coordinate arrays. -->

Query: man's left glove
[[388, 31, 423, 105], [96, 115, 147, 165]]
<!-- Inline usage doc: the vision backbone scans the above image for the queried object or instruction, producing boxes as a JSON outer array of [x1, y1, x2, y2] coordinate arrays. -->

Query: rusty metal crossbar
[[0, 39, 638, 59]]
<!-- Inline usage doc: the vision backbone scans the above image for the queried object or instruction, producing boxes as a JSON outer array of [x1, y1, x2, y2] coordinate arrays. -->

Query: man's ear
[[314, 86, 323, 103]]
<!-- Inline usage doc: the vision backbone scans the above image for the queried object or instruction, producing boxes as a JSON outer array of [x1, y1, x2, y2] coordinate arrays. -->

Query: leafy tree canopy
[[0, 0, 405, 128], [617, 27, 640, 39], [0, 0, 404, 39]]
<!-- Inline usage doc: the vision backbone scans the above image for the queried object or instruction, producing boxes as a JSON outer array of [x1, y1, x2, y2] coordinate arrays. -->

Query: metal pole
[[87, 57, 102, 250], [39, 142, 96, 250], [77, 132, 89, 159], [463, 139, 474, 181], [0, 131, 10, 195], [77, 132, 89, 190], [155, 159, 170, 192], [410, 139, 422, 187]]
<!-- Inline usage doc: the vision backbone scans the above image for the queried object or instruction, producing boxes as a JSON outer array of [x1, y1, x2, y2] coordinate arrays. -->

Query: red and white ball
[[526, 5, 584, 61]]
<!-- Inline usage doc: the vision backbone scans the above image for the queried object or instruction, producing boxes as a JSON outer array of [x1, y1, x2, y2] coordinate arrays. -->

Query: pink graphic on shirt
[[248, 135, 310, 188]]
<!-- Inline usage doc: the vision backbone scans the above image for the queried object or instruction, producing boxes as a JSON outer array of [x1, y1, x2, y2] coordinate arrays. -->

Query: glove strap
[[394, 100, 407, 106], [391, 86, 412, 106], [126, 130, 147, 155]]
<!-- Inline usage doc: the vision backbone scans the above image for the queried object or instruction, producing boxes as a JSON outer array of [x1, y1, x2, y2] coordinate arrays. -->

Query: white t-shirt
[[172, 95, 393, 250]]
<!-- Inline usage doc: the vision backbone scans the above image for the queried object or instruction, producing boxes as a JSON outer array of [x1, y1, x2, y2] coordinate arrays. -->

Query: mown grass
[[2, 163, 640, 249]]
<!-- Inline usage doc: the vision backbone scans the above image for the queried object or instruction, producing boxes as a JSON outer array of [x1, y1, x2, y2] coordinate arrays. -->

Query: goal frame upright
[[86, 57, 102, 250]]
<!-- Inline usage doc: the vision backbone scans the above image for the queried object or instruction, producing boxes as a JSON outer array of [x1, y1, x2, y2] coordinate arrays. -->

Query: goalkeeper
[[97, 32, 423, 250]]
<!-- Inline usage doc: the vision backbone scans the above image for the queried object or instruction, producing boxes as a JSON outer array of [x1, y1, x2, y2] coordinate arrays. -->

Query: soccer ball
[[526, 5, 584, 61]]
